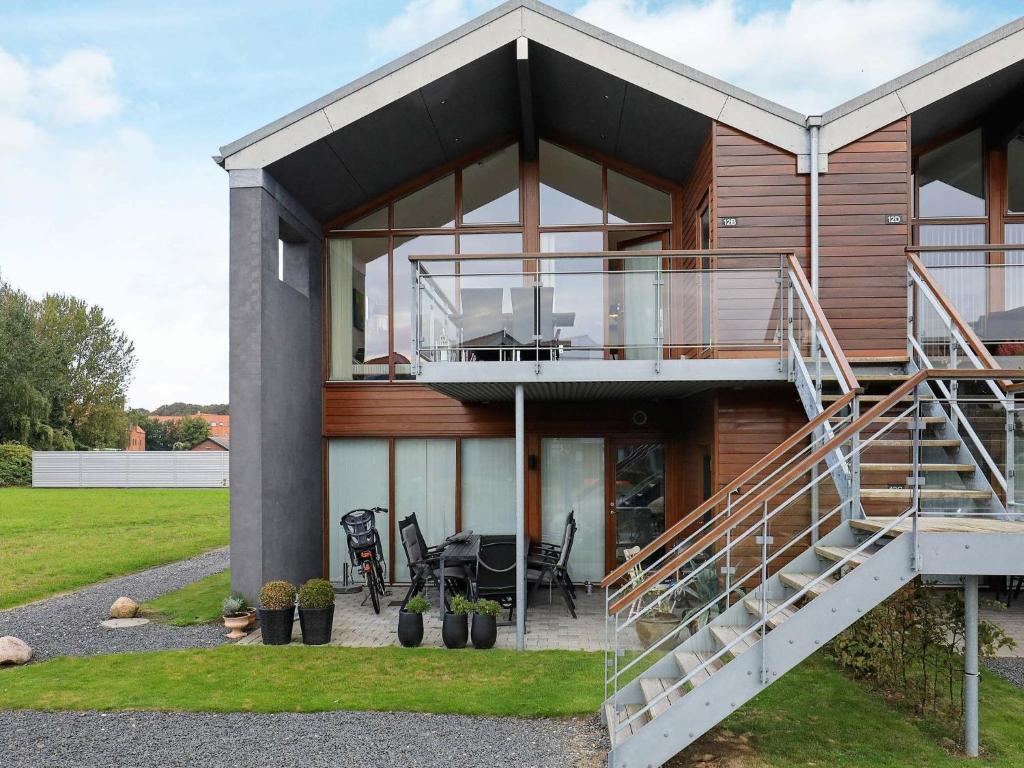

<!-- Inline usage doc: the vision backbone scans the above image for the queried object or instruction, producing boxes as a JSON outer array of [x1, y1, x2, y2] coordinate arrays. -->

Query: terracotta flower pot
[[223, 613, 250, 640], [634, 611, 681, 649], [245, 608, 257, 628]]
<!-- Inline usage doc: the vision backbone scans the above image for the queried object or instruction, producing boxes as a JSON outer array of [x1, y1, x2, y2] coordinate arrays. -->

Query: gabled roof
[[217, 0, 808, 172], [819, 15, 1024, 152]]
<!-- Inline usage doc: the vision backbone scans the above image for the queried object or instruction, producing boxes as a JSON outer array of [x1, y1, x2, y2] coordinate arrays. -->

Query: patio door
[[607, 439, 666, 569]]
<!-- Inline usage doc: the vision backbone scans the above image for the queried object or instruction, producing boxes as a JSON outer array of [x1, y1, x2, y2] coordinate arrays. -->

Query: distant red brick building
[[150, 412, 230, 439], [191, 436, 230, 452], [127, 424, 146, 451]]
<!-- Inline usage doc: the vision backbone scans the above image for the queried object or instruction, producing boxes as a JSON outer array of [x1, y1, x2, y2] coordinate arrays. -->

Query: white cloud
[[0, 45, 226, 410], [573, 0, 966, 113], [37, 49, 121, 122], [367, 0, 494, 55]]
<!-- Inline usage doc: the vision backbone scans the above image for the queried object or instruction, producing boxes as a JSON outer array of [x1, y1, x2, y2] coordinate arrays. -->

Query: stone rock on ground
[[110, 597, 139, 619], [0, 635, 32, 665]]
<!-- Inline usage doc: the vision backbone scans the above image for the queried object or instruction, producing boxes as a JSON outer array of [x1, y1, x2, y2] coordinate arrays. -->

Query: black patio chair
[[527, 511, 578, 618], [397, 515, 468, 609], [475, 535, 519, 623]]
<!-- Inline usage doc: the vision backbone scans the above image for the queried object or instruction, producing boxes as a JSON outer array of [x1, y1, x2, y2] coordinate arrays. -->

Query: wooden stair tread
[[741, 597, 796, 628], [860, 488, 991, 500], [605, 703, 650, 745], [674, 651, 723, 688], [639, 677, 684, 719], [830, 416, 944, 425], [823, 393, 935, 402], [709, 624, 758, 656], [779, 571, 836, 598], [814, 545, 870, 567], [866, 439, 961, 448], [860, 462, 974, 472], [851, 516, 1024, 535]]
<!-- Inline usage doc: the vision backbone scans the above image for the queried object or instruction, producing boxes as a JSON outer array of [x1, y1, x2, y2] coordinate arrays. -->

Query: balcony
[[409, 250, 805, 400]]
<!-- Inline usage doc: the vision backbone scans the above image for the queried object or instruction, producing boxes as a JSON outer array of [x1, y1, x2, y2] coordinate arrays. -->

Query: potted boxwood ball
[[398, 596, 429, 647], [442, 595, 472, 649], [297, 578, 336, 645], [258, 580, 296, 645], [471, 599, 500, 650]]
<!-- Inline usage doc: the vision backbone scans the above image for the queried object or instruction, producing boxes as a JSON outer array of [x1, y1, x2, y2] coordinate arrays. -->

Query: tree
[[34, 294, 136, 449], [0, 276, 136, 450], [137, 414, 210, 451]]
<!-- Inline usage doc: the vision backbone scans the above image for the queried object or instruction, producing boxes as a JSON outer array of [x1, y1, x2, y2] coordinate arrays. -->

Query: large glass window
[[918, 129, 985, 218], [395, 439, 456, 560], [1009, 137, 1024, 214], [328, 439, 389, 583], [344, 206, 388, 230], [393, 235, 454, 379], [540, 141, 603, 225], [462, 145, 520, 224], [607, 169, 671, 224], [393, 174, 455, 229], [541, 231, 605, 359], [329, 237, 389, 380], [461, 438, 516, 534], [541, 438, 605, 582]]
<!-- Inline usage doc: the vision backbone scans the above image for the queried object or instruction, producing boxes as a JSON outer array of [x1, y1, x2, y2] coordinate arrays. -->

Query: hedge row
[[0, 444, 32, 487]]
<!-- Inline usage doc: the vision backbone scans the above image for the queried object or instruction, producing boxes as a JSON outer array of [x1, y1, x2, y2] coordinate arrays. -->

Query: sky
[[0, 0, 1021, 410]]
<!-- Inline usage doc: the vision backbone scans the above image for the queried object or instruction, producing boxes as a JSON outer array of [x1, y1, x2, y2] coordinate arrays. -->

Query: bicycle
[[340, 506, 389, 614]]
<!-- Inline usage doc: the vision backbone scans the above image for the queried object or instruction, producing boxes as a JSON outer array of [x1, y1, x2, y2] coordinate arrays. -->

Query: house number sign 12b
[[720, 217, 738, 227]]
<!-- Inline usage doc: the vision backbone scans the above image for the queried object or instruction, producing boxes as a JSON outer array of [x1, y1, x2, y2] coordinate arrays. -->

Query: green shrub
[[258, 580, 296, 610], [221, 593, 248, 616], [0, 443, 32, 487], [403, 596, 430, 614], [473, 599, 501, 618], [297, 579, 335, 610], [449, 595, 473, 615]]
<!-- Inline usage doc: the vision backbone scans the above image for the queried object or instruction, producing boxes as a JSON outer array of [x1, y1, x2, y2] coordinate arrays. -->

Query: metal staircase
[[600, 254, 1024, 768]]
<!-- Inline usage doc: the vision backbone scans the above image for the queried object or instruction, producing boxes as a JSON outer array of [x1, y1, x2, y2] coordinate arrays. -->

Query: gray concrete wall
[[229, 175, 323, 601]]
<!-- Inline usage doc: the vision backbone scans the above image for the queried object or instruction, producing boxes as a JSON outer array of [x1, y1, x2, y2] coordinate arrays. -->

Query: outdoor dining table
[[437, 533, 481, 620]]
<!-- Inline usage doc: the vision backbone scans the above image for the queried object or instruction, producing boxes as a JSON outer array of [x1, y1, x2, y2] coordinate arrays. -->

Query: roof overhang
[[217, 1, 807, 223], [820, 15, 1024, 153]]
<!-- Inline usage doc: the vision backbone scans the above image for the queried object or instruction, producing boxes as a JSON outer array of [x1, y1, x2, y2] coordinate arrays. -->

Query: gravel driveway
[[985, 657, 1024, 689], [0, 548, 229, 661], [0, 710, 601, 768]]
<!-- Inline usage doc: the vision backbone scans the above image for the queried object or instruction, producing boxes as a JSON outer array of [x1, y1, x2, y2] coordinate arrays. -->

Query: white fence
[[32, 451, 229, 488]]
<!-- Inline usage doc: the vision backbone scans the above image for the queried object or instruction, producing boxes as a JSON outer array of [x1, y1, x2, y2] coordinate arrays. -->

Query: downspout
[[807, 116, 822, 297]]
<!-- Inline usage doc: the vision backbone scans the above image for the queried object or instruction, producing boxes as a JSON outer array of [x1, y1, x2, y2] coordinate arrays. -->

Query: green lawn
[[143, 570, 231, 626], [0, 488, 229, 609], [0, 648, 1021, 766]]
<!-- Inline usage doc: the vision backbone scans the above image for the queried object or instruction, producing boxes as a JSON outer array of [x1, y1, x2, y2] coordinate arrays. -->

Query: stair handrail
[[610, 397, 924, 737], [599, 394, 855, 590], [786, 254, 859, 395], [607, 368, 1023, 615], [907, 252, 1009, 392], [613, 504, 920, 738]]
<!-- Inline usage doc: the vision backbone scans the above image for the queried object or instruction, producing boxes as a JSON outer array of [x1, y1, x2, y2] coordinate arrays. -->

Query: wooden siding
[[714, 124, 809, 263], [714, 387, 812, 575], [819, 120, 911, 357]]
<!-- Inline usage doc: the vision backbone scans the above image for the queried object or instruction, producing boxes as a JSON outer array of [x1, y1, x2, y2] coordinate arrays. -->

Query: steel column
[[515, 384, 526, 650], [964, 574, 979, 758]]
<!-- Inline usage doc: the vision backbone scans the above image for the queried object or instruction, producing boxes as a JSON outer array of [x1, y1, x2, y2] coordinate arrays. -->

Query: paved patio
[[239, 584, 643, 651]]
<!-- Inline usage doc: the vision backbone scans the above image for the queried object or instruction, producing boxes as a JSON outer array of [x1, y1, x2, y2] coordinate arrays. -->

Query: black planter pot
[[299, 604, 335, 645], [258, 607, 295, 645], [442, 612, 468, 649], [398, 610, 424, 647], [471, 614, 497, 649]]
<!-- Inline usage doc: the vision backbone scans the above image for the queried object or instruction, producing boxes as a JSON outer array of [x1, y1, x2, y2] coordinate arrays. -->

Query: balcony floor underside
[[417, 358, 786, 401]]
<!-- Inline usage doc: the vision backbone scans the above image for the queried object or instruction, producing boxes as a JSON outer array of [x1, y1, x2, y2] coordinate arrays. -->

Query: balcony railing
[[908, 245, 1024, 347], [410, 250, 795, 369]]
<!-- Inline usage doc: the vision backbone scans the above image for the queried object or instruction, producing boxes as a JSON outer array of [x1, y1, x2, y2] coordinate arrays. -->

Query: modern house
[[218, 2, 1024, 764], [191, 436, 229, 452]]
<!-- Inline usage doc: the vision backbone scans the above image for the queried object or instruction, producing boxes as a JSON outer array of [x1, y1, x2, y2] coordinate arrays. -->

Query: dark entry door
[[607, 440, 666, 569]]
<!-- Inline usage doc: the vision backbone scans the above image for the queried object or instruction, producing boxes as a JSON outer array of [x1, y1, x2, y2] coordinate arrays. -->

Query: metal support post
[[964, 575, 979, 758], [515, 384, 526, 650]]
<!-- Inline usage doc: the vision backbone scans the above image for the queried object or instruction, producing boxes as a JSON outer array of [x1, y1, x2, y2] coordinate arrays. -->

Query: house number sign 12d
[[885, 213, 905, 225]]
